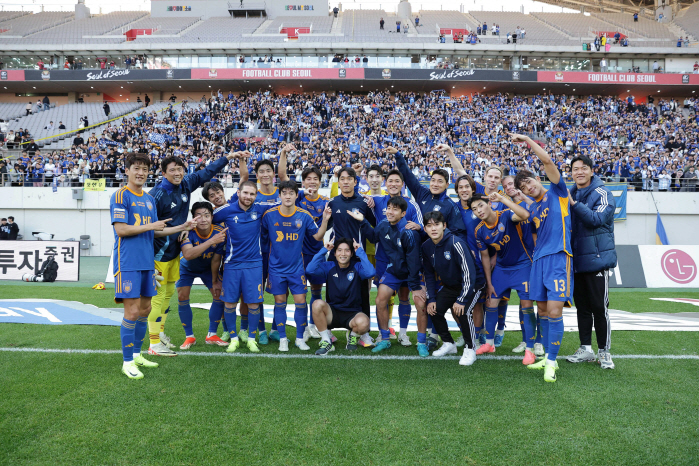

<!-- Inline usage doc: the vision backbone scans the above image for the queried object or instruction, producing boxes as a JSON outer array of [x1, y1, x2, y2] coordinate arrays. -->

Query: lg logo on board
[[661, 249, 697, 284]]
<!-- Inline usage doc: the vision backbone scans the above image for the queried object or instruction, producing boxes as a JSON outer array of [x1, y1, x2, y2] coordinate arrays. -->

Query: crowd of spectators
[[1, 90, 698, 192]]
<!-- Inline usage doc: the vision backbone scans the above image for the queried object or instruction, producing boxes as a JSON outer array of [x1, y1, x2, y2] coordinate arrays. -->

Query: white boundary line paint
[[1, 347, 697, 361]]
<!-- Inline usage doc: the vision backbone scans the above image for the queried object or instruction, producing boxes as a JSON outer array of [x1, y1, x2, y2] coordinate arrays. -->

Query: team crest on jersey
[[433, 205, 441, 211], [123, 280, 133, 293], [471, 212, 477, 220], [444, 251, 451, 260], [347, 272, 355, 281], [498, 223, 505, 232], [146, 201, 153, 210], [543, 195, 548, 202], [295, 219, 303, 229], [397, 238, 402, 247], [251, 211, 258, 220], [181, 194, 188, 203]]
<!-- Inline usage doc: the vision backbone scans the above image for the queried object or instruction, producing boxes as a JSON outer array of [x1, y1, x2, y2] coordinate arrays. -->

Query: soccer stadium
[[0, 0, 698, 463]]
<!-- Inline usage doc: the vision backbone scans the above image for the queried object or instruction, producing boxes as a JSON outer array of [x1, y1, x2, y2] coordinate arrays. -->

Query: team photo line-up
[[112, 132, 617, 383]]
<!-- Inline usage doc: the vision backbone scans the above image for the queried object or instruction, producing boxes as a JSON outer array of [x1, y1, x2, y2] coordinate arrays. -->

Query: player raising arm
[[512, 133, 573, 383]]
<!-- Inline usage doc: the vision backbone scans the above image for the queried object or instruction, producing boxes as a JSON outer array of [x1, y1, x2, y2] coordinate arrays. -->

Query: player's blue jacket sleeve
[[359, 219, 381, 244], [421, 241, 438, 304], [212, 203, 232, 224], [403, 229, 423, 291], [354, 247, 377, 280], [395, 152, 429, 203], [182, 156, 229, 192], [306, 248, 331, 281]]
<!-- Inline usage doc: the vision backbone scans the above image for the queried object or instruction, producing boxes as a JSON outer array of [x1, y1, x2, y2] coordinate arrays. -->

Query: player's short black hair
[[431, 168, 450, 184], [279, 179, 299, 194], [455, 174, 476, 193], [254, 159, 274, 173], [337, 166, 356, 179], [191, 201, 213, 217], [514, 169, 537, 190], [571, 155, 593, 169], [125, 153, 151, 169], [386, 195, 408, 213], [201, 181, 224, 201], [238, 180, 258, 192], [1, 218, 6, 221], [467, 193, 490, 209], [333, 238, 355, 258], [423, 211, 446, 225], [8, 216, 14, 221], [160, 155, 184, 173], [385, 169, 404, 183], [301, 166, 322, 181], [367, 164, 384, 177]]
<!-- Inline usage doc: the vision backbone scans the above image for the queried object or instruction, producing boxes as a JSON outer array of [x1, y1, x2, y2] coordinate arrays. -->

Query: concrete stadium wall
[[0, 188, 697, 256], [150, 0, 330, 19]]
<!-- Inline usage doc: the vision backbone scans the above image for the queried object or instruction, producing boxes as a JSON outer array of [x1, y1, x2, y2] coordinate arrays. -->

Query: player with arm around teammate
[[512, 133, 573, 383], [421, 211, 485, 366], [176, 201, 229, 350], [306, 238, 375, 355], [260, 180, 331, 352], [111, 154, 194, 379], [348, 196, 429, 356]]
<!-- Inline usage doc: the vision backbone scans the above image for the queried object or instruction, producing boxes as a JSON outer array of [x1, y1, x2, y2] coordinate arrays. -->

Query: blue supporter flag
[[656, 212, 669, 245]]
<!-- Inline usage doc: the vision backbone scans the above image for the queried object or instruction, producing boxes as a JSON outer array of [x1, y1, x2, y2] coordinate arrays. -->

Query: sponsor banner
[[538, 71, 699, 85], [365, 68, 537, 81], [83, 178, 106, 191], [639, 246, 699, 288], [24, 69, 190, 81], [0, 299, 121, 326], [0, 70, 25, 81], [0, 240, 80, 282], [608, 245, 647, 288], [191, 68, 363, 80]]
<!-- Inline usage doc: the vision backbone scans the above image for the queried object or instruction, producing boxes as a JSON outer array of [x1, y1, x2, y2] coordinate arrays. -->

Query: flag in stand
[[656, 212, 669, 245]]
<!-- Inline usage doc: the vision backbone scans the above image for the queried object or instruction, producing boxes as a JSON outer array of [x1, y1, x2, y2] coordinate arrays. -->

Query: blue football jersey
[[370, 194, 423, 263], [180, 224, 226, 274], [530, 177, 572, 261], [229, 187, 280, 254], [454, 201, 484, 272], [296, 191, 330, 255], [110, 186, 158, 273], [261, 206, 319, 275], [475, 181, 508, 211], [475, 209, 533, 270], [213, 201, 275, 268]]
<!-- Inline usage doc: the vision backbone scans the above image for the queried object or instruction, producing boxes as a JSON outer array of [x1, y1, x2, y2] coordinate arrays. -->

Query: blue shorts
[[115, 270, 157, 303], [266, 265, 307, 296], [176, 267, 213, 290], [303, 252, 324, 286], [492, 265, 531, 301], [530, 252, 573, 305], [378, 270, 425, 292], [221, 265, 264, 304], [374, 258, 389, 287]]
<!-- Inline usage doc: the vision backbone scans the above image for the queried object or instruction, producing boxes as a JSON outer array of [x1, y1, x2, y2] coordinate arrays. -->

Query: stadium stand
[[592, 12, 676, 40], [135, 16, 266, 42], [673, 4, 699, 41], [262, 15, 334, 34], [414, 10, 475, 36], [0, 103, 31, 121], [468, 11, 573, 45], [531, 12, 636, 39], [0, 12, 74, 38], [123, 16, 202, 36]]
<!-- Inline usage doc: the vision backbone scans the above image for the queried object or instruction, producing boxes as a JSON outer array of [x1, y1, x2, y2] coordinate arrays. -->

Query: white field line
[[0, 347, 697, 361]]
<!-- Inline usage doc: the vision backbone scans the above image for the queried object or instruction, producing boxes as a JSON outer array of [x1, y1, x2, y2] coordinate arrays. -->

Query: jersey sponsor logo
[[123, 280, 133, 293], [444, 251, 451, 260], [276, 231, 284, 242], [347, 271, 355, 281]]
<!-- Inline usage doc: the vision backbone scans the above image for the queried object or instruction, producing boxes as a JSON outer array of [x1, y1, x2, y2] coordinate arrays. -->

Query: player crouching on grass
[[111, 154, 196, 379], [176, 201, 229, 350], [347, 196, 429, 356], [306, 238, 375, 356], [260, 180, 331, 352], [421, 211, 484, 366]]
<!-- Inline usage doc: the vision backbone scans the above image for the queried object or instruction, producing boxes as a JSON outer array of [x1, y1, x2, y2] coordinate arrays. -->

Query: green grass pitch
[[1, 258, 698, 466]]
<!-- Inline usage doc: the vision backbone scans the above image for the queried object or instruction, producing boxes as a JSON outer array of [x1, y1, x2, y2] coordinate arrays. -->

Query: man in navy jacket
[[566, 155, 617, 369]]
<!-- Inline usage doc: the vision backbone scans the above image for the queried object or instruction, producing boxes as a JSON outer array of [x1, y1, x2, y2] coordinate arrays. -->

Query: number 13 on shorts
[[553, 279, 565, 292]]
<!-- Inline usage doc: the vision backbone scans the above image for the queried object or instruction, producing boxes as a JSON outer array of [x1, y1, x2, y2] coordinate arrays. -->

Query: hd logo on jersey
[[444, 251, 451, 260], [347, 272, 355, 281]]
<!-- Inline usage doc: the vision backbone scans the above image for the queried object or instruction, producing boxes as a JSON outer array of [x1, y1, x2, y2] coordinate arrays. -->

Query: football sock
[[148, 283, 167, 344], [548, 316, 564, 362], [223, 304, 238, 339], [208, 299, 224, 334], [417, 332, 427, 344], [497, 301, 508, 331], [380, 328, 391, 341], [475, 325, 483, 338], [398, 300, 411, 332], [257, 303, 266, 333], [540, 315, 550, 354], [273, 302, 287, 339], [309, 289, 322, 325], [120, 318, 136, 362], [294, 303, 307, 339], [535, 315, 542, 343], [160, 304, 172, 333], [521, 307, 536, 349], [178, 300, 194, 337], [248, 304, 261, 340], [484, 306, 498, 342], [583, 345, 592, 353], [321, 329, 332, 343], [240, 314, 248, 332], [159, 282, 176, 332], [134, 316, 148, 355], [519, 306, 525, 342]]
